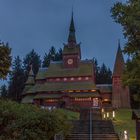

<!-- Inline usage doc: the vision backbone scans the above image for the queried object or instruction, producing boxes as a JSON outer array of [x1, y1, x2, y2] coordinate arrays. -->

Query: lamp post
[[112, 110, 115, 120]]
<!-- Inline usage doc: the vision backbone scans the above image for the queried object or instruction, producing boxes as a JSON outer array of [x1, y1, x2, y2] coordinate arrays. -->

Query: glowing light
[[124, 130, 128, 139], [91, 90, 96, 92], [107, 112, 109, 118], [101, 108, 104, 113], [64, 78, 67, 81], [103, 114, 106, 119], [112, 111, 115, 118], [104, 99, 109, 102]]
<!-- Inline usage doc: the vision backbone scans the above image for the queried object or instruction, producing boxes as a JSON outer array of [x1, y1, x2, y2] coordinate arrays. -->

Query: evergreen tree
[[42, 47, 63, 68], [0, 84, 8, 98], [111, 0, 140, 86], [23, 49, 41, 76], [98, 64, 112, 84], [0, 41, 11, 79], [8, 56, 25, 102], [93, 58, 112, 84], [42, 53, 50, 67]]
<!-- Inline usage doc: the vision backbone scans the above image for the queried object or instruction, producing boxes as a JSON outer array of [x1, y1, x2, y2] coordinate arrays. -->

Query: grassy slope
[[113, 109, 136, 140], [62, 109, 80, 120]]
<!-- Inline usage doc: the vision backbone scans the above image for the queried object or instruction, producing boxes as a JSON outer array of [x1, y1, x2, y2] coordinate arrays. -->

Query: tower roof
[[68, 12, 76, 44], [25, 65, 35, 85], [113, 40, 125, 76]]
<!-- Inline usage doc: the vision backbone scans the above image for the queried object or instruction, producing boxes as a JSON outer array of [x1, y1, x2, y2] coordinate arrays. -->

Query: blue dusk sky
[[0, 0, 127, 84]]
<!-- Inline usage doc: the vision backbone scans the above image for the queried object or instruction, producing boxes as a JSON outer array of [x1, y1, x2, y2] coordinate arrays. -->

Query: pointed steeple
[[68, 12, 76, 44], [25, 65, 35, 85], [113, 40, 125, 76]]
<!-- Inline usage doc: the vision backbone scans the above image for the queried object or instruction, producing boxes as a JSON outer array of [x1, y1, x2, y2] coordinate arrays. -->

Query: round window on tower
[[67, 59, 73, 65]]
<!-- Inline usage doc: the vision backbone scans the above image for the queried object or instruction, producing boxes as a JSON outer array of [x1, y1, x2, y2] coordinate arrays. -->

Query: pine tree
[[0, 41, 11, 79], [8, 56, 25, 102], [42, 47, 62, 68], [93, 58, 112, 84], [0, 84, 8, 98]]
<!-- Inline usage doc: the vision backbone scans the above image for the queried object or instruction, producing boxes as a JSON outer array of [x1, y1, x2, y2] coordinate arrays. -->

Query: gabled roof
[[36, 60, 94, 80], [26, 81, 96, 94]]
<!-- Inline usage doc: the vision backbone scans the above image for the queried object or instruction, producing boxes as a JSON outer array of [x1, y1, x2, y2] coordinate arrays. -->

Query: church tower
[[62, 13, 81, 68], [112, 41, 130, 108]]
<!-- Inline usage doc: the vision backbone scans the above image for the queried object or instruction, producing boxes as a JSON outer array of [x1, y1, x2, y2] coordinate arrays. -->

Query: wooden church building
[[22, 14, 130, 109]]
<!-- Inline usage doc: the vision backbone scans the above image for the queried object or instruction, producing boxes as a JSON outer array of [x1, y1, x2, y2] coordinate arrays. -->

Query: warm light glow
[[112, 111, 115, 118], [101, 108, 104, 113], [78, 77, 82, 80], [124, 130, 128, 139], [85, 77, 89, 80], [64, 78, 67, 81], [56, 78, 60, 81], [46, 99, 58, 102], [104, 99, 109, 102], [71, 77, 74, 81], [76, 90, 81, 92], [68, 90, 73, 93], [103, 114, 106, 119], [107, 112, 109, 118], [91, 90, 96, 92]]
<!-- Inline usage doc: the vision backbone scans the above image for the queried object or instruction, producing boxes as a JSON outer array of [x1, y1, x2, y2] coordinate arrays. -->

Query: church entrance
[[92, 98, 99, 108]]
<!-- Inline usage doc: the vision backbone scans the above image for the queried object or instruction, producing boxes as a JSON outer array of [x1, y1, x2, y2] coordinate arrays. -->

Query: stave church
[[22, 14, 130, 109]]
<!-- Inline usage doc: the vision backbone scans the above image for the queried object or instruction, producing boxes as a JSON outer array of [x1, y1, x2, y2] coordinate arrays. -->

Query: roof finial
[[118, 39, 121, 49], [68, 9, 76, 44]]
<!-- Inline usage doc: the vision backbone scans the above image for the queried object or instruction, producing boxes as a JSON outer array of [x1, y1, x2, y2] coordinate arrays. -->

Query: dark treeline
[[0, 47, 112, 102]]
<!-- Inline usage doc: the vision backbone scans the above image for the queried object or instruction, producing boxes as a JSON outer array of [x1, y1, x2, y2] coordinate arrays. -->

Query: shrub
[[0, 100, 71, 140]]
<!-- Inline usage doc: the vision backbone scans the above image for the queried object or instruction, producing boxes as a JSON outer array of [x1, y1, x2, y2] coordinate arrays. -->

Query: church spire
[[25, 65, 35, 85], [68, 12, 76, 44], [113, 40, 125, 76]]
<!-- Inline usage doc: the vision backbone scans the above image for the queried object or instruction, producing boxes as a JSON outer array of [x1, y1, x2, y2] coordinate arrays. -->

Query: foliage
[[113, 109, 136, 140], [0, 42, 12, 79], [23, 49, 41, 76], [0, 100, 71, 140], [8, 56, 25, 102], [93, 58, 112, 84], [111, 0, 140, 87], [42, 47, 62, 68]]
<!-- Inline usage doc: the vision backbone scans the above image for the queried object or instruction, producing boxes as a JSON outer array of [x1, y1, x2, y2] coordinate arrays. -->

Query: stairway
[[65, 109, 119, 140]]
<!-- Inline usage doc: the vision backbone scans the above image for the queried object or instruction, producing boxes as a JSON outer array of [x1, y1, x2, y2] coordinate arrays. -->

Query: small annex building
[[22, 14, 130, 109]]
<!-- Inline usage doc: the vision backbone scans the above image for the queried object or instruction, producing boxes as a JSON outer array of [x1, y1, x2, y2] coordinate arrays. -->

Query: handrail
[[89, 108, 92, 140]]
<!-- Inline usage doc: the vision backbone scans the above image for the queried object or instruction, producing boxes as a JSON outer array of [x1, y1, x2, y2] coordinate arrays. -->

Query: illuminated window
[[64, 78, 67, 81], [78, 77, 82, 80], [71, 77, 74, 81], [85, 77, 89, 80], [56, 78, 60, 81], [91, 90, 96, 92]]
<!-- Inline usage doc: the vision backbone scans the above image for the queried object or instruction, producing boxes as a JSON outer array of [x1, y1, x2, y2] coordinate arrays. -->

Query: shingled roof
[[113, 43, 125, 76], [34, 92, 100, 99], [25, 81, 96, 94], [36, 60, 94, 80], [96, 84, 112, 93]]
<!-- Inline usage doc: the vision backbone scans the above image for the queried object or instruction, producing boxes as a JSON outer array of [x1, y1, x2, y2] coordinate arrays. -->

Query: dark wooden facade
[[22, 14, 130, 109]]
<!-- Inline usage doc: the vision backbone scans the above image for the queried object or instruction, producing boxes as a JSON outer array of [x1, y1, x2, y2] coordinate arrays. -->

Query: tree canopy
[[111, 0, 140, 87], [0, 42, 11, 79]]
